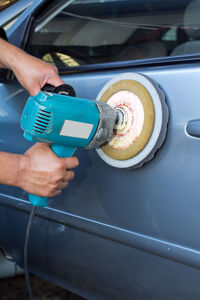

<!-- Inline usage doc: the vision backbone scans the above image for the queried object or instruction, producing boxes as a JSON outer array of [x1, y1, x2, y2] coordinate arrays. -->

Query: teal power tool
[[21, 84, 116, 207]]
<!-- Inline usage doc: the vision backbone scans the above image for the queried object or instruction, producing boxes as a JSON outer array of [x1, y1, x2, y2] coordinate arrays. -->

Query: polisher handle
[[29, 144, 76, 207]]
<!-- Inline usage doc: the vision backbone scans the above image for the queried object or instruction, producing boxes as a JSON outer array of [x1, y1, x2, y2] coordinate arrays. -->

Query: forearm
[[0, 151, 23, 186], [0, 38, 23, 69]]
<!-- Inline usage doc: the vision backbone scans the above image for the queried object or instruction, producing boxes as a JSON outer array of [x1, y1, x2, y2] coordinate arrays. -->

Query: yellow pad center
[[99, 80, 155, 160]]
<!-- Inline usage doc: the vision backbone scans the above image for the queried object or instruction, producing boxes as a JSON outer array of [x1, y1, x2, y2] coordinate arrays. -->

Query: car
[[1, 0, 200, 299]]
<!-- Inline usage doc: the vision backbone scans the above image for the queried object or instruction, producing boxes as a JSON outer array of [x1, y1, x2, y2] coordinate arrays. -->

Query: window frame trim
[[57, 54, 200, 75]]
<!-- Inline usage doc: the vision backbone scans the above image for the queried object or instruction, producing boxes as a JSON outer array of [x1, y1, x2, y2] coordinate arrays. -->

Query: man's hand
[[11, 52, 64, 96], [18, 143, 79, 197], [0, 38, 63, 95]]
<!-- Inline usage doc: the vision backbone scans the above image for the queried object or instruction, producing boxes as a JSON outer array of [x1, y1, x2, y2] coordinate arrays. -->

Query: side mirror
[[0, 27, 14, 81]]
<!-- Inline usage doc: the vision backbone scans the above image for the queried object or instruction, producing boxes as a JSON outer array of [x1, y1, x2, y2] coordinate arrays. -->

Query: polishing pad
[[96, 73, 168, 169]]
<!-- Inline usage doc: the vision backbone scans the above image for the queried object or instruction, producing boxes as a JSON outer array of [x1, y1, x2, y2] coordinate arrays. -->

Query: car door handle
[[186, 120, 200, 138]]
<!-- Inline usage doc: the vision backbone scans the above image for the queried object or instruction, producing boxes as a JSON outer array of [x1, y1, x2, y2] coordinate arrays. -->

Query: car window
[[27, 0, 200, 70]]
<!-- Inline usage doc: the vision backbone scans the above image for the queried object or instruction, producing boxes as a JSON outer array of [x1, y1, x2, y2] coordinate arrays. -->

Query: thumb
[[28, 84, 41, 96]]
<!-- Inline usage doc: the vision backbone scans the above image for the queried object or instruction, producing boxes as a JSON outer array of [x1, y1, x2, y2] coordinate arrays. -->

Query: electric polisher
[[21, 85, 127, 207], [21, 72, 169, 207]]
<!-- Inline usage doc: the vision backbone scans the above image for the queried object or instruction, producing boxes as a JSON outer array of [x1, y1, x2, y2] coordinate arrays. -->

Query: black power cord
[[24, 206, 37, 300]]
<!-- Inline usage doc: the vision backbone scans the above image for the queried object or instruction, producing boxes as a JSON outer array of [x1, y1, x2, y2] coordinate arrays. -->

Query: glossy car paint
[[1, 1, 200, 300], [0, 0, 32, 28]]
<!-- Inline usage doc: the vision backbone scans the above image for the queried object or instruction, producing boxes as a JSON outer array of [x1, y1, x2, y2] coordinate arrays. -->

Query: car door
[[1, 1, 200, 300]]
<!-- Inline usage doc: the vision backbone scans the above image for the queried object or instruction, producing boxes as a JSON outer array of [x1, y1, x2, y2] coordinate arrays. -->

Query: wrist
[[16, 154, 29, 189]]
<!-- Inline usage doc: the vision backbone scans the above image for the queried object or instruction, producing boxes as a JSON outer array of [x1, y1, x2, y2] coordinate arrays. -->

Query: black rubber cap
[[42, 84, 76, 97]]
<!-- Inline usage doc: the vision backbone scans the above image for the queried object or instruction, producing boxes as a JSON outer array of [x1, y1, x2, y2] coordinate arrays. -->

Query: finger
[[65, 156, 79, 169], [64, 156, 79, 169], [64, 170, 74, 181], [52, 189, 62, 197], [29, 84, 41, 96], [57, 181, 69, 190]]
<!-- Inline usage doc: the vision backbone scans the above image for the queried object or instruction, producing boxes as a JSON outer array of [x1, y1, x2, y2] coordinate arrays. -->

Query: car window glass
[[27, 0, 200, 70]]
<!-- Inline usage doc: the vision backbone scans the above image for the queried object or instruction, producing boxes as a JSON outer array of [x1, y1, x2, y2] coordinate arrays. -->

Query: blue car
[[1, 0, 200, 299]]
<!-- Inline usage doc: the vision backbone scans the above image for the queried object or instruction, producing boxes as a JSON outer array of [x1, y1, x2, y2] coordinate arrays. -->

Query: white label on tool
[[60, 120, 93, 139]]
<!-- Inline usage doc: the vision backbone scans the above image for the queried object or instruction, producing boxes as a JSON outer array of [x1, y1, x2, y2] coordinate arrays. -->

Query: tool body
[[21, 90, 116, 207]]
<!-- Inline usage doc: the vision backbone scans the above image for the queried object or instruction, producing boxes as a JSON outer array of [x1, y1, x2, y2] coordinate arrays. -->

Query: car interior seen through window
[[27, 0, 200, 70]]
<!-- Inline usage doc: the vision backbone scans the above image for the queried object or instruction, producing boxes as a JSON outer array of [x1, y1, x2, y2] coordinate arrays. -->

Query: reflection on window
[[42, 53, 79, 67], [27, 0, 200, 70], [3, 16, 18, 30]]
